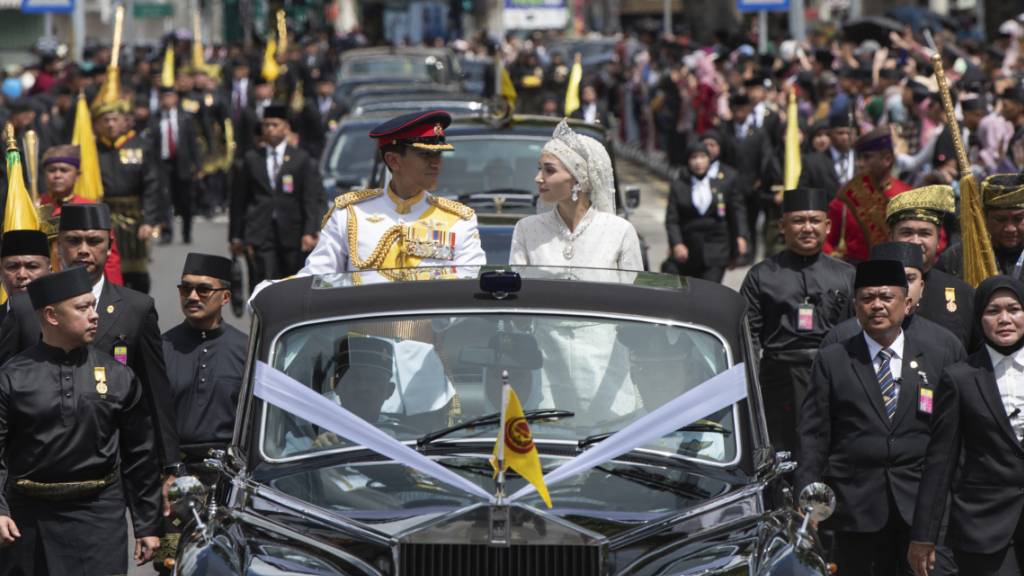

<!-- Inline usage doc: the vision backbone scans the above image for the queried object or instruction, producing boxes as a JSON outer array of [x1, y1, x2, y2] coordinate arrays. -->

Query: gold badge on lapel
[[94, 367, 108, 395], [910, 360, 918, 370], [945, 287, 957, 313], [106, 304, 114, 314]]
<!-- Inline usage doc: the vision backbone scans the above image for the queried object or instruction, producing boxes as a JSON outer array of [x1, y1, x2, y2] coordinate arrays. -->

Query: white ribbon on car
[[506, 362, 747, 503], [254, 360, 746, 508], [253, 361, 495, 501]]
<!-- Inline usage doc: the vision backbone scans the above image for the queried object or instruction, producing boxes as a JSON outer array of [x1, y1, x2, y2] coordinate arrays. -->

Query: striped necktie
[[877, 348, 897, 420]]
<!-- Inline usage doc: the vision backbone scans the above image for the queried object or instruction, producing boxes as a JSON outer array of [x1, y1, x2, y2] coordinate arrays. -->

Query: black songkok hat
[[782, 188, 829, 213], [869, 242, 924, 272], [960, 97, 986, 113], [855, 259, 908, 290], [182, 252, 233, 282], [262, 104, 289, 121], [28, 266, 92, 310], [699, 129, 723, 146], [59, 203, 111, 231], [1, 230, 50, 259], [828, 107, 854, 129], [686, 142, 711, 159]]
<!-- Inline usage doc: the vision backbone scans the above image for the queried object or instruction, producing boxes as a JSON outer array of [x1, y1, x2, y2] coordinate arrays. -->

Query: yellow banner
[[490, 386, 551, 508]]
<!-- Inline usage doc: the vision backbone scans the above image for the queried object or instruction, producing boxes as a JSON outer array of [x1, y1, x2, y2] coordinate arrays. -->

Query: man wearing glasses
[[156, 253, 247, 572], [162, 252, 247, 465]]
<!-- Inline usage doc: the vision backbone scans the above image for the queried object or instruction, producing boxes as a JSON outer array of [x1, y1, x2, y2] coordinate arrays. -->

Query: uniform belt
[[13, 468, 118, 501], [762, 349, 818, 363]]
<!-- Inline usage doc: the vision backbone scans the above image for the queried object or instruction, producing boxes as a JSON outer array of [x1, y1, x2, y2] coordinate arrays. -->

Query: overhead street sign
[[21, 0, 74, 14], [737, 0, 789, 13]]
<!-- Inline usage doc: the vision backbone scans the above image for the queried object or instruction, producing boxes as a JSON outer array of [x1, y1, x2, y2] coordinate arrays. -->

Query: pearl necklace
[[559, 208, 593, 260]]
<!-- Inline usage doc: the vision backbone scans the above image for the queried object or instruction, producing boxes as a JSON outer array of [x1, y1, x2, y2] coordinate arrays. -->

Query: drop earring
[[571, 184, 580, 203]]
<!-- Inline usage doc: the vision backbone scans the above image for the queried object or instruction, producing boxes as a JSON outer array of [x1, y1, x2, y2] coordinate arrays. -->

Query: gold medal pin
[[94, 366, 108, 395]]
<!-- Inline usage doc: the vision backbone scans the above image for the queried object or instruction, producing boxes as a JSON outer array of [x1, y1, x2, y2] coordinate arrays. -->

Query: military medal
[[945, 287, 957, 312], [94, 367, 108, 395], [715, 191, 726, 219]]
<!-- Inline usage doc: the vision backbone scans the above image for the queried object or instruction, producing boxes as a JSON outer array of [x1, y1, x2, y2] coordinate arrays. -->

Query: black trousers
[[165, 163, 195, 243], [250, 226, 303, 284], [954, 511, 1024, 575], [834, 505, 914, 576], [759, 355, 813, 454]]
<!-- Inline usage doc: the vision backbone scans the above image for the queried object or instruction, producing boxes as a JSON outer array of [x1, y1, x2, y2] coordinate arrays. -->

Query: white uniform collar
[[91, 275, 105, 307]]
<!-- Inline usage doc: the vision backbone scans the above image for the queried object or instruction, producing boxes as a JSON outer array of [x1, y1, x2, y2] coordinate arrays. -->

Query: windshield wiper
[[577, 421, 731, 451], [416, 409, 574, 449]]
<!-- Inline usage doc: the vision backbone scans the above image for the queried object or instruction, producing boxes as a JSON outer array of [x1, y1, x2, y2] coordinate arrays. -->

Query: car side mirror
[[798, 482, 836, 523], [624, 186, 641, 209]]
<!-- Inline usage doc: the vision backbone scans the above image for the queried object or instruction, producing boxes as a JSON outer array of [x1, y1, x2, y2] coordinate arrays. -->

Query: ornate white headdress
[[540, 119, 615, 213]]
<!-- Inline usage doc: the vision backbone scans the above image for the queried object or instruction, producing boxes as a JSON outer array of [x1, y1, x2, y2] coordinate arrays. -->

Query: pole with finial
[[110, 5, 124, 70], [5, 123, 17, 152], [24, 130, 38, 203], [276, 10, 287, 57]]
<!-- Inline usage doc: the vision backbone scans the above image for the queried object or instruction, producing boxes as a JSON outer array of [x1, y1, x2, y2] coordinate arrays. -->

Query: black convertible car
[[170, 268, 834, 575]]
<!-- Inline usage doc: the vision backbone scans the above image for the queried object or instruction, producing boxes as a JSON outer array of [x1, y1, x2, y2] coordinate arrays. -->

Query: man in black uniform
[[887, 184, 976, 348], [798, 260, 964, 576], [940, 173, 1024, 279], [0, 230, 50, 326], [162, 252, 247, 464], [740, 187, 855, 453], [152, 85, 202, 244], [94, 90, 163, 293], [230, 104, 325, 284], [57, 204, 184, 501], [0, 266, 162, 574]]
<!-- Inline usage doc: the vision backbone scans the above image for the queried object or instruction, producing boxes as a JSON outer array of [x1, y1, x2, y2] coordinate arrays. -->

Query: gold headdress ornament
[[981, 173, 1024, 209], [932, 53, 997, 287], [91, 5, 130, 117], [885, 184, 956, 226]]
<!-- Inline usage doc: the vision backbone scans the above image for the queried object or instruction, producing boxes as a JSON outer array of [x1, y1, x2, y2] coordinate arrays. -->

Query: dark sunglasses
[[177, 283, 229, 299]]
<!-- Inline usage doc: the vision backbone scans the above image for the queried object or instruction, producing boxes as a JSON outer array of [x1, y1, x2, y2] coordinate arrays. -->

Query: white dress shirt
[[831, 146, 855, 183], [986, 345, 1024, 441], [159, 108, 179, 160], [864, 330, 905, 399], [265, 140, 287, 185], [691, 173, 713, 215], [91, 276, 105, 308]]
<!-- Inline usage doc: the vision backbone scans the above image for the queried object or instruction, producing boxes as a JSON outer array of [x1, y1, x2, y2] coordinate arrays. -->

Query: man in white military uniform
[[301, 109, 485, 280]]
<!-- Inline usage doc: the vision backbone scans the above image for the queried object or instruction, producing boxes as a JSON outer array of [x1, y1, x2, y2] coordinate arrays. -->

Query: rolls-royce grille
[[399, 543, 602, 576]]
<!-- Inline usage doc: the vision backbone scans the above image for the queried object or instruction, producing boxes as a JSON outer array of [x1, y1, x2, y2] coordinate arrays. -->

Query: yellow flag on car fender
[[490, 385, 552, 508]]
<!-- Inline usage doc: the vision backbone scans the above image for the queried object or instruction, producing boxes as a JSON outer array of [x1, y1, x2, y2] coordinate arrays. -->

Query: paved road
[[129, 157, 753, 573]]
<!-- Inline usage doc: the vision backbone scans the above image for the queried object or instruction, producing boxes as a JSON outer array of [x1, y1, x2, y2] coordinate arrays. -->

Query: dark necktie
[[877, 348, 897, 420], [165, 114, 176, 158]]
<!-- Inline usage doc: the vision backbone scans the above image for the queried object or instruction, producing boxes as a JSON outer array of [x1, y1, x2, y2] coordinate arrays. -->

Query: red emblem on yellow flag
[[490, 385, 551, 508]]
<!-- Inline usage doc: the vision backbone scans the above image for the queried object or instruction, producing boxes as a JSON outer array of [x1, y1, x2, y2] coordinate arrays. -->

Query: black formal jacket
[[665, 164, 747, 270], [0, 283, 181, 467], [918, 268, 976, 350], [719, 121, 771, 197], [229, 144, 326, 250], [821, 313, 967, 365], [797, 330, 963, 532], [148, 106, 202, 181], [297, 96, 343, 161], [97, 132, 163, 226], [912, 349, 1024, 554], [798, 150, 842, 200]]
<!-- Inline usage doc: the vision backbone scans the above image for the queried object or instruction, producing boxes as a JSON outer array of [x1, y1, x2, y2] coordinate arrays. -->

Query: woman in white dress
[[509, 120, 643, 270], [508, 120, 642, 426]]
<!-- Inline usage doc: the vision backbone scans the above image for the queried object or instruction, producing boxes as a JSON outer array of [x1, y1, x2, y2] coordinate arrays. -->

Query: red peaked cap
[[369, 109, 453, 148]]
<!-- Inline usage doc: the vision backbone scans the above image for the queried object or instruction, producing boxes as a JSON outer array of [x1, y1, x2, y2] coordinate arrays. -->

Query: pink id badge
[[797, 304, 814, 332], [919, 387, 934, 415]]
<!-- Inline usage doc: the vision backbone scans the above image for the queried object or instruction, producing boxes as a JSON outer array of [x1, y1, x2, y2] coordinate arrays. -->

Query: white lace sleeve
[[617, 220, 644, 271], [509, 220, 530, 265]]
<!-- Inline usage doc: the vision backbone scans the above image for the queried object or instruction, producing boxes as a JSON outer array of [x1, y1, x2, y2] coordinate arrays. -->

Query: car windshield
[[325, 127, 375, 184], [263, 312, 733, 462], [260, 312, 737, 515], [341, 55, 447, 83]]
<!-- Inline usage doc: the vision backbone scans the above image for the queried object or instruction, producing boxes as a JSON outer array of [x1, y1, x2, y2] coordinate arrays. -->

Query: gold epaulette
[[321, 188, 383, 229], [427, 196, 475, 221]]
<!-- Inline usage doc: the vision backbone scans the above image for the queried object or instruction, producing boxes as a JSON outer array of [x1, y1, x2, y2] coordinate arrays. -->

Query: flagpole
[[495, 372, 510, 504]]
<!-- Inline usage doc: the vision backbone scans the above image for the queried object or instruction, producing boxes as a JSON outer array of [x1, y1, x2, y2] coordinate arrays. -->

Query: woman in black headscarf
[[909, 276, 1024, 576]]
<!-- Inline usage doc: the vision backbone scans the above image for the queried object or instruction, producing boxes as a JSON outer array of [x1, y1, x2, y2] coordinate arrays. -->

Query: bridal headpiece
[[541, 119, 615, 213]]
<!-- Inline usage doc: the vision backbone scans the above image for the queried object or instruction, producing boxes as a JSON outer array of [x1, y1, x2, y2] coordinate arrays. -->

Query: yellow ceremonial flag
[[71, 93, 104, 201], [490, 386, 552, 508], [262, 39, 280, 82], [1, 125, 42, 304], [192, 11, 205, 69], [161, 45, 175, 88], [564, 53, 583, 117], [784, 89, 802, 191], [495, 54, 517, 114]]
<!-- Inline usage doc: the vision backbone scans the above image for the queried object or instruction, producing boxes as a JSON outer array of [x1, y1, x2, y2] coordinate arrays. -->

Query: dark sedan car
[[170, 268, 834, 575]]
